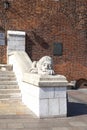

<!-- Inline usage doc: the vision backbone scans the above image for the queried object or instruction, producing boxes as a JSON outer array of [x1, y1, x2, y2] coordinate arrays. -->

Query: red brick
[[0, 0, 86, 81]]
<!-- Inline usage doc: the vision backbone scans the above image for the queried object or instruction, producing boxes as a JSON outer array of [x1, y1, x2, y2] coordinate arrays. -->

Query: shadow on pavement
[[67, 102, 87, 117]]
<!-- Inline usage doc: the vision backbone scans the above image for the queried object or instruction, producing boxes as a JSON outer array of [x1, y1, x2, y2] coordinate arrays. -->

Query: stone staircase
[[0, 64, 32, 115], [0, 70, 21, 103]]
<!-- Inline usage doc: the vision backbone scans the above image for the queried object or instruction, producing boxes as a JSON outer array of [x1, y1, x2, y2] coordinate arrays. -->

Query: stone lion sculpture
[[30, 56, 55, 75]]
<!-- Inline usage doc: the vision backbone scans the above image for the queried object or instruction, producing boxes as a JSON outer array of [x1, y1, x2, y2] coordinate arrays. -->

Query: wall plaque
[[53, 42, 63, 56], [0, 40, 5, 45], [0, 32, 5, 45]]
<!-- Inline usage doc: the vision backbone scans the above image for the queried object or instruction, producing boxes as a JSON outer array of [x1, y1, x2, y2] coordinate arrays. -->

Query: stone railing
[[8, 51, 32, 86], [8, 52, 68, 118]]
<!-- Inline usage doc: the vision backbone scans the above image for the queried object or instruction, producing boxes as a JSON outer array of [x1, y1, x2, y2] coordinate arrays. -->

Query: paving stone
[[7, 123, 24, 129], [0, 123, 7, 128], [23, 122, 51, 128], [70, 126, 87, 130], [69, 121, 87, 126], [52, 127, 71, 130]]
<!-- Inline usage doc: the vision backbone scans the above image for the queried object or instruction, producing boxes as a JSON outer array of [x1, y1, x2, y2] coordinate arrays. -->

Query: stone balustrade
[[8, 52, 68, 118]]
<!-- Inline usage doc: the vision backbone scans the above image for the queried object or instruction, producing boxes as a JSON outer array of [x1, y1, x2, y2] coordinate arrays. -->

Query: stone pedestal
[[7, 30, 26, 53], [22, 73, 68, 118]]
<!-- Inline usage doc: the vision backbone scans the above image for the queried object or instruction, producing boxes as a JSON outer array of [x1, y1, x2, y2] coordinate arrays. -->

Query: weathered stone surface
[[23, 73, 68, 87], [7, 30, 26, 53], [22, 69, 68, 118], [22, 81, 67, 118]]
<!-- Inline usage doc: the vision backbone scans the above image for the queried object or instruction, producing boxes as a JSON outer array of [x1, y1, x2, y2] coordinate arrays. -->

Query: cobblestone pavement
[[0, 89, 87, 130]]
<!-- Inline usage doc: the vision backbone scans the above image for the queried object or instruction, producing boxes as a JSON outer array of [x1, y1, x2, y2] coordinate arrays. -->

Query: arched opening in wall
[[75, 78, 87, 89]]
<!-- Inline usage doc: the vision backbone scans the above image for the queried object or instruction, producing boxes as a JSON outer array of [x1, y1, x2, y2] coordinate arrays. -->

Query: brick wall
[[0, 0, 87, 81], [0, 45, 7, 64]]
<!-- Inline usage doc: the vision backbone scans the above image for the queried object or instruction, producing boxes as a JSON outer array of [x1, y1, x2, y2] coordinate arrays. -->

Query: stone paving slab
[[0, 115, 87, 130]]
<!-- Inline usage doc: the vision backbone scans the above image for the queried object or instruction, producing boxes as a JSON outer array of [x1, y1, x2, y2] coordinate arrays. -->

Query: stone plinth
[[7, 30, 26, 53], [22, 73, 68, 118]]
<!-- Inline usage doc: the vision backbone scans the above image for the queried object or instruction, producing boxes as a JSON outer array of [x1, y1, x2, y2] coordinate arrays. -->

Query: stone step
[[0, 102, 27, 108], [0, 67, 22, 105], [0, 74, 15, 78], [0, 81, 18, 85], [0, 71, 15, 76], [0, 64, 13, 71], [0, 73, 16, 77], [0, 98, 22, 103], [0, 102, 31, 115], [0, 89, 20, 94], [0, 93, 21, 99], [0, 85, 19, 89], [0, 77, 16, 81], [0, 71, 14, 74]]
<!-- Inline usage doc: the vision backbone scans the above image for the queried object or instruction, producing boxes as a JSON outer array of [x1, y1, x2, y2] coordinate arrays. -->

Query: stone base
[[0, 64, 13, 71], [21, 82, 67, 118]]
